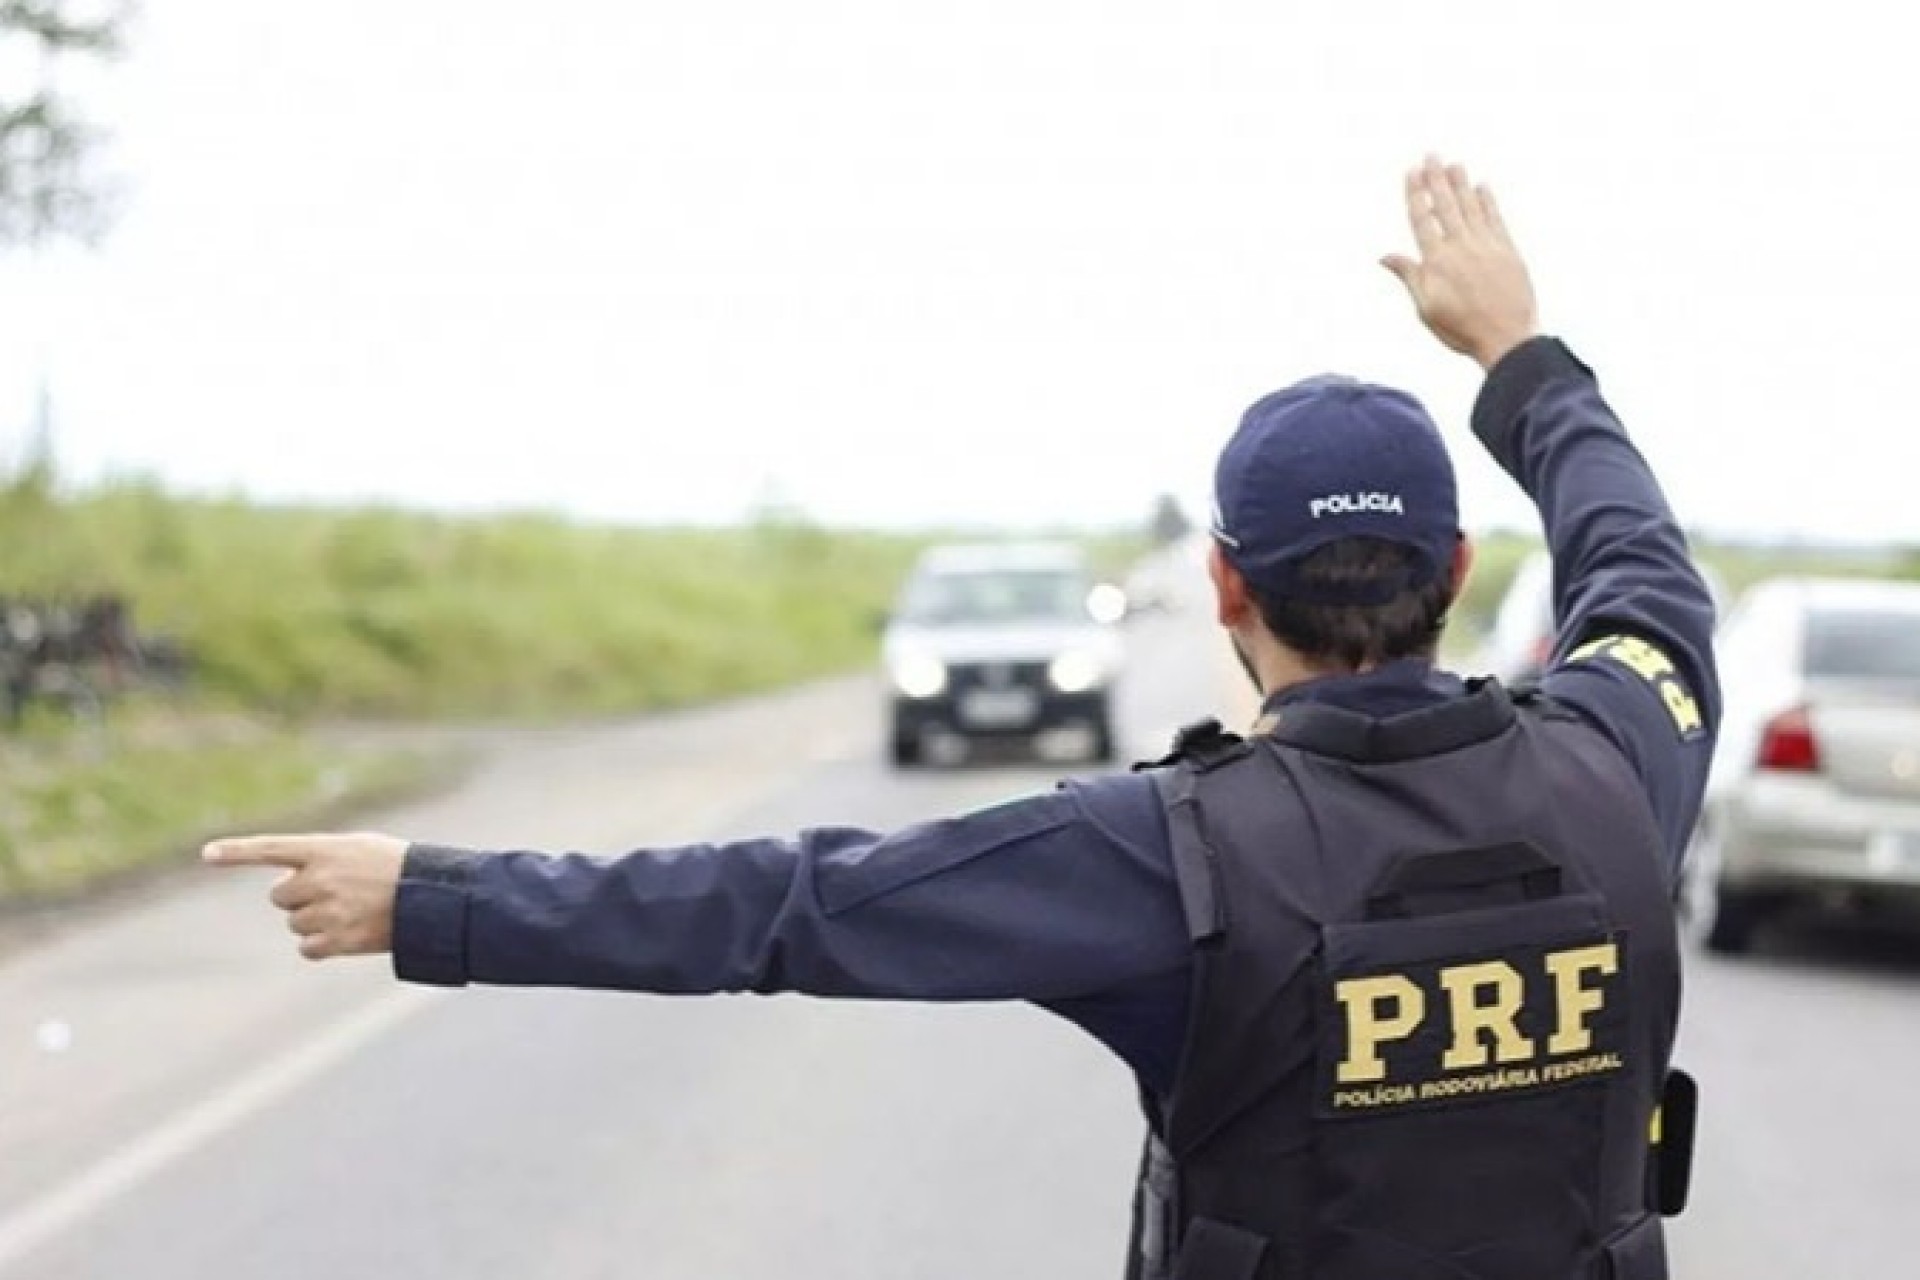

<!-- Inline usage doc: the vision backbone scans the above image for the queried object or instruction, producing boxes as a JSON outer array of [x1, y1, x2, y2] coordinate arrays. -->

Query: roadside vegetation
[[0, 708, 447, 899], [0, 472, 923, 901], [2, 477, 923, 719]]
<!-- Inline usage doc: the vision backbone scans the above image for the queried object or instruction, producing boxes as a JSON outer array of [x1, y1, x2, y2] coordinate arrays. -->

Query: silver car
[[1477, 549, 1729, 686], [1683, 576, 1920, 953]]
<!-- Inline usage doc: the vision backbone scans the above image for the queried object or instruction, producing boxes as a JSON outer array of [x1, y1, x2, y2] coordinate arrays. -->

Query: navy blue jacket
[[393, 337, 1722, 1102]]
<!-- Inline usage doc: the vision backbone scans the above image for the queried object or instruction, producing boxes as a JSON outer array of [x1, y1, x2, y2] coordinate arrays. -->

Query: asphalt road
[[2, 604, 1916, 1279]]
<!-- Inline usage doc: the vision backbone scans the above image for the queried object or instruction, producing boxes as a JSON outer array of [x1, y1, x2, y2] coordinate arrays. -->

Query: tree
[[1, 0, 130, 248], [1147, 492, 1192, 546]]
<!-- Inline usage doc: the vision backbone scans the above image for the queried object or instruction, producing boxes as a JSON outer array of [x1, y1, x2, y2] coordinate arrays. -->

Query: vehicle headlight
[[1048, 650, 1107, 693], [891, 654, 948, 699], [1086, 583, 1128, 625]]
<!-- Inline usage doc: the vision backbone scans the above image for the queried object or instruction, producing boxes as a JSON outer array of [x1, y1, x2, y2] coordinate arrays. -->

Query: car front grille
[[946, 660, 1050, 694]]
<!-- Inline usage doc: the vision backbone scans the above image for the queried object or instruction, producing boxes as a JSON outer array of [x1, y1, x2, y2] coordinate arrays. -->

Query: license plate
[[959, 688, 1038, 728]]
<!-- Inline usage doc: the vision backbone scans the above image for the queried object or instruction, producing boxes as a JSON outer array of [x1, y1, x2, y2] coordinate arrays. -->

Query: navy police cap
[[1210, 375, 1461, 606]]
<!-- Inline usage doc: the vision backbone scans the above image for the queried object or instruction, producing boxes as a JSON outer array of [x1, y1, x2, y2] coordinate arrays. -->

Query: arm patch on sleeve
[[1565, 634, 1706, 742]]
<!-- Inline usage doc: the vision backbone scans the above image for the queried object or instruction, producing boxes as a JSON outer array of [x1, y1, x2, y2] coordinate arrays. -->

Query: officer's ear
[[1209, 543, 1258, 630], [1449, 535, 1476, 603]]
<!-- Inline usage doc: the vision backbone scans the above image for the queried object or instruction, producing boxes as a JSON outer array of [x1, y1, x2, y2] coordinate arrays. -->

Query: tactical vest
[[1128, 680, 1695, 1280]]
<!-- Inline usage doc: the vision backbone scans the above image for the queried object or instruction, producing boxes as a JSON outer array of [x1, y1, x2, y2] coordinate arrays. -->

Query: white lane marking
[[0, 985, 438, 1274]]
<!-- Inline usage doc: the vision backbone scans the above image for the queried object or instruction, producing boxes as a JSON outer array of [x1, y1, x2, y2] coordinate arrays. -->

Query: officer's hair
[[1253, 537, 1452, 671]]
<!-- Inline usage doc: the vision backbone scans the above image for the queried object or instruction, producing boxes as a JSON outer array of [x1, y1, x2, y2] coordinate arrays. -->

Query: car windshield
[[897, 569, 1090, 625], [1803, 607, 1920, 681]]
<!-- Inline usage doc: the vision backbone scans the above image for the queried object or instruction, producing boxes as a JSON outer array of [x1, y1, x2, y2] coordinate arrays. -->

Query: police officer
[[210, 156, 1720, 1280]]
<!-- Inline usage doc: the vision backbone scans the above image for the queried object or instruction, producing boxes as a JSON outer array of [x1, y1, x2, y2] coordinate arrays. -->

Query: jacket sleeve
[[389, 772, 1191, 1005], [1472, 337, 1722, 879]]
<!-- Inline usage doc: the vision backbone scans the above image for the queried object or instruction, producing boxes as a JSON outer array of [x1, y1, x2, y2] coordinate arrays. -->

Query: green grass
[[0, 701, 446, 899], [0, 476, 930, 719]]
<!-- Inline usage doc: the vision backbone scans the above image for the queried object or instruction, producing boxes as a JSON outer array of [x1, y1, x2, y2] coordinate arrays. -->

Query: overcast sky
[[0, 1, 1910, 543]]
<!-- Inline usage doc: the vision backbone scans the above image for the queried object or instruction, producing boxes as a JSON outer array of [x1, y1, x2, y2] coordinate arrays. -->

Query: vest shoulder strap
[[1132, 716, 1254, 773], [1145, 737, 1271, 946], [1511, 678, 1590, 726]]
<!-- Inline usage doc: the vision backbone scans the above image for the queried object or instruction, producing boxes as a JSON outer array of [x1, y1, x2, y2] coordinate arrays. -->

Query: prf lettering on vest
[[1333, 974, 1426, 1083], [1438, 960, 1533, 1071], [1544, 942, 1619, 1054], [1332, 941, 1624, 1099]]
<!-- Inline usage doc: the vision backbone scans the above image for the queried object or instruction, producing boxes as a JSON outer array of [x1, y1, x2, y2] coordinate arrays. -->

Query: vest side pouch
[[1648, 1069, 1698, 1216], [1311, 892, 1631, 1280]]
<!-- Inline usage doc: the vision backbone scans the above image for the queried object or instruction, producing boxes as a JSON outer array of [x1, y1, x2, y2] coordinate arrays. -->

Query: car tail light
[[1757, 706, 1820, 772]]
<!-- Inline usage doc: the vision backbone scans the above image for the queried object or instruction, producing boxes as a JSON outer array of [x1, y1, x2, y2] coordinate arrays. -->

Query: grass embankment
[[0, 708, 449, 899], [0, 477, 924, 901], [2, 481, 923, 718]]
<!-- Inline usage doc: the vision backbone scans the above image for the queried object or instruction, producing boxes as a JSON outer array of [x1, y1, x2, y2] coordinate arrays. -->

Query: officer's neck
[[1241, 634, 1375, 701]]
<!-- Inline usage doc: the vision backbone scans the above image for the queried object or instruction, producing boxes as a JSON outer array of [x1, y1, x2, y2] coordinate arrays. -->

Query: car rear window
[[1803, 607, 1920, 680]]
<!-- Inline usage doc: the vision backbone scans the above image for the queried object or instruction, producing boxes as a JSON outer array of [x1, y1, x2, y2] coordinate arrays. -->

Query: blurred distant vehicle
[[1476, 549, 1728, 684], [1123, 534, 1210, 615], [1, 594, 191, 729], [1682, 576, 1920, 953], [881, 542, 1124, 766], [1124, 555, 1182, 614]]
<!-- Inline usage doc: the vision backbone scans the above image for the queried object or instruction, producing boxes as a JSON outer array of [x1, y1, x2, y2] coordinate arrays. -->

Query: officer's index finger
[[202, 836, 318, 869]]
